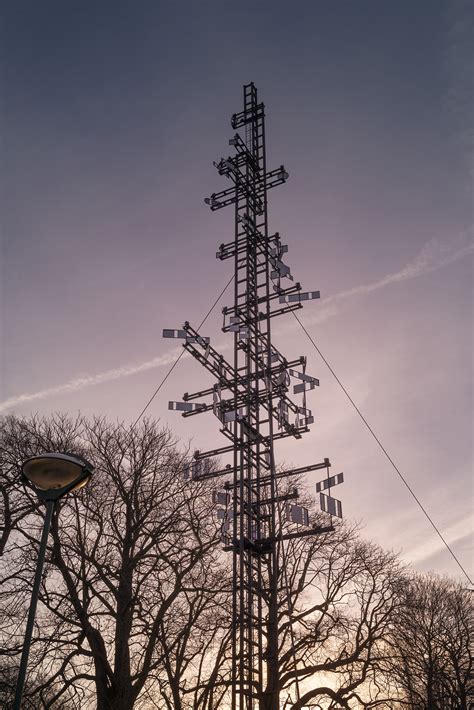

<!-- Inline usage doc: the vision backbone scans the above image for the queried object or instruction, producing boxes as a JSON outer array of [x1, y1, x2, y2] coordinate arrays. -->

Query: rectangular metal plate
[[279, 290, 320, 304], [316, 472, 344, 493], [289, 369, 319, 385], [186, 336, 210, 345], [294, 381, 316, 394], [163, 329, 187, 339], [289, 505, 309, 526], [320, 492, 343, 518], [169, 401, 204, 412], [213, 491, 230, 506]]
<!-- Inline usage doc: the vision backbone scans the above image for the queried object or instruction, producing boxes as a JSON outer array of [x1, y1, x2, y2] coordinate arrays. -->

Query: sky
[[1, 0, 473, 584]]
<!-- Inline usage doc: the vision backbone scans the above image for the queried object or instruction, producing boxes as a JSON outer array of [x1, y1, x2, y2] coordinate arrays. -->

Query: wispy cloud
[[283, 231, 473, 331], [0, 349, 183, 413], [403, 512, 473, 570], [323, 231, 473, 306], [1, 234, 472, 413]]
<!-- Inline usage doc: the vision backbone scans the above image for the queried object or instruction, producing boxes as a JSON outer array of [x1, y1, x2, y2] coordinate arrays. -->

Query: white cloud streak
[[323, 231, 474, 306], [1, 233, 472, 413], [402, 512, 473, 570], [0, 349, 183, 413]]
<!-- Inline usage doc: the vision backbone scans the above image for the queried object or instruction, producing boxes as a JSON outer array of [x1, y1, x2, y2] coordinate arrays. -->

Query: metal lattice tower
[[164, 83, 344, 710]]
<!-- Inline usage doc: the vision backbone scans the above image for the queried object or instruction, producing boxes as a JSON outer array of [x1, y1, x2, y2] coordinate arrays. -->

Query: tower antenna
[[164, 82, 344, 709]]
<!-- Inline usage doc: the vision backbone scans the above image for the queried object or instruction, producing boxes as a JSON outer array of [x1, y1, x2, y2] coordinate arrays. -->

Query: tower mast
[[165, 82, 344, 709]]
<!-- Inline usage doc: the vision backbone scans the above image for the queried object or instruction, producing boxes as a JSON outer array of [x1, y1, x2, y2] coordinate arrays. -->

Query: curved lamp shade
[[22, 452, 93, 492]]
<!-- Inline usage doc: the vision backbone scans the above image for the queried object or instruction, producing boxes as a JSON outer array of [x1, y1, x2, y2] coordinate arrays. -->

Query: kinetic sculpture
[[165, 82, 344, 709]]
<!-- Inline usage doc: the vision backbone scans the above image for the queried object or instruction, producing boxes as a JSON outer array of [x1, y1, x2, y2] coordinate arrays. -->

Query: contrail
[[1, 234, 472, 413], [278, 232, 473, 331], [323, 232, 473, 306], [0, 349, 183, 413], [405, 512, 473, 569]]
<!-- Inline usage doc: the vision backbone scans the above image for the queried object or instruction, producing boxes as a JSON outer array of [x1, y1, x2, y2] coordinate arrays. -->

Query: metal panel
[[279, 290, 320, 303], [168, 401, 205, 412], [288, 504, 310, 526], [316, 472, 344, 493], [320, 492, 343, 518], [213, 490, 231, 506], [294, 381, 316, 394], [163, 328, 187, 339]]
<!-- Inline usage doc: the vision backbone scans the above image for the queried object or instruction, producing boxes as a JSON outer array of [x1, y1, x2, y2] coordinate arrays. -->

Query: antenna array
[[165, 82, 344, 709]]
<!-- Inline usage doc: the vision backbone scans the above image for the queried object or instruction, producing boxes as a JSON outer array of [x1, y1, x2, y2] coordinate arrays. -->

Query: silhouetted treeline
[[1, 415, 471, 709]]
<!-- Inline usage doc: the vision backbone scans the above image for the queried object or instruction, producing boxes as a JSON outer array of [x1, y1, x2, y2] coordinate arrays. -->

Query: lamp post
[[13, 452, 93, 710]]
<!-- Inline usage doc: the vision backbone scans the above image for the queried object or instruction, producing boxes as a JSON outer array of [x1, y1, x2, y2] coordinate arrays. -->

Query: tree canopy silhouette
[[1, 414, 471, 709]]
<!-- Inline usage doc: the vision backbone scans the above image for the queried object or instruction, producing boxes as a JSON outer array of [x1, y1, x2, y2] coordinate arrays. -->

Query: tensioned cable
[[132, 274, 235, 427], [291, 309, 473, 587]]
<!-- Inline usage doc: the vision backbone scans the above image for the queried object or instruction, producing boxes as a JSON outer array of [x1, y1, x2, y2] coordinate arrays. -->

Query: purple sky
[[1, 1, 472, 582]]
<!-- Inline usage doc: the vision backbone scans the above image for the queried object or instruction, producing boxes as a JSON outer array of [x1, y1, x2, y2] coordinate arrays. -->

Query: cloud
[[323, 231, 473, 306], [0, 348, 183, 413], [403, 512, 473, 570], [372, 495, 473, 581], [284, 231, 473, 332], [1, 233, 472, 413]]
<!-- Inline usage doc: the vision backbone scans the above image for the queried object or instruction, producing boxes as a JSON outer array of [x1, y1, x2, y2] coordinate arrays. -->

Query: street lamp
[[13, 452, 93, 710]]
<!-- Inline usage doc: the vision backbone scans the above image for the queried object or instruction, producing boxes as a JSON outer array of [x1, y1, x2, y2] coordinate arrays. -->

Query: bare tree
[[386, 572, 473, 710], [168, 478, 406, 710], [0, 414, 223, 709], [272, 516, 404, 709], [3, 415, 470, 709], [151, 569, 233, 710]]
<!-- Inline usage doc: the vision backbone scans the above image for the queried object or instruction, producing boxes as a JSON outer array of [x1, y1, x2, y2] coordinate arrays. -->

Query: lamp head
[[22, 452, 93, 494]]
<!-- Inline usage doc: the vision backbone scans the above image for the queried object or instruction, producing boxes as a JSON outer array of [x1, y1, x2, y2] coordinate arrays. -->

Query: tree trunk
[[263, 549, 279, 710]]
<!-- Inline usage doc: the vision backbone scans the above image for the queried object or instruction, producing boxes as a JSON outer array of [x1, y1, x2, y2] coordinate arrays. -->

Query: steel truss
[[165, 83, 344, 710]]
